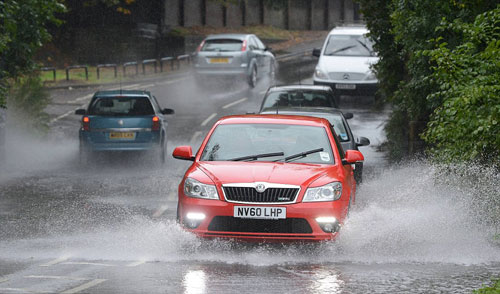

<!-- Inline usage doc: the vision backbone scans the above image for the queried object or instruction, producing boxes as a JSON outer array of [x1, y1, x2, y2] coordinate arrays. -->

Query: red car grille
[[207, 216, 312, 234], [223, 187, 299, 203]]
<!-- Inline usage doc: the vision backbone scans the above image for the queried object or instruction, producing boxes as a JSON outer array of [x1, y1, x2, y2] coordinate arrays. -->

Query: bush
[[474, 279, 500, 294], [7, 75, 51, 135], [422, 7, 500, 164]]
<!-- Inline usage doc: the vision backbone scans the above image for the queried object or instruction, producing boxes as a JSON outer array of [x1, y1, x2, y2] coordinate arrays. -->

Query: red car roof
[[216, 114, 331, 127]]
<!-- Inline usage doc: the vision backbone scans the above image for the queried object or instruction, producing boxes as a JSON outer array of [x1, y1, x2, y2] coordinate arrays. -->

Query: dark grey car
[[193, 34, 276, 88], [260, 107, 370, 183], [259, 85, 339, 112]]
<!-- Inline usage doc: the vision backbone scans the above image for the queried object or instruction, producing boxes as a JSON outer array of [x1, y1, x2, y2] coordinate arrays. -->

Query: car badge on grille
[[118, 120, 124, 126], [255, 183, 266, 193], [343, 73, 350, 80]]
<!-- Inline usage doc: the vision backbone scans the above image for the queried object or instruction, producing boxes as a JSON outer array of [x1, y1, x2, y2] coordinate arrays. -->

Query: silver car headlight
[[303, 182, 342, 202], [184, 178, 219, 200], [314, 68, 328, 80]]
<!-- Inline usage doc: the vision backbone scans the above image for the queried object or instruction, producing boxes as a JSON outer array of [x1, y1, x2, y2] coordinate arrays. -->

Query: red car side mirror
[[173, 146, 195, 161], [342, 150, 364, 165]]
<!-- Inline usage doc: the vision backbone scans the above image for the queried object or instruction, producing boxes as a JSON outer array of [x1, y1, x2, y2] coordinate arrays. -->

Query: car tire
[[176, 202, 181, 224], [248, 66, 257, 88]]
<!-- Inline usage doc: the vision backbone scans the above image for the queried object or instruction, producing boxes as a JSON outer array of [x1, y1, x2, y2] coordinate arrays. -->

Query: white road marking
[[126, 260, 146, 267], [152, 205, 168, 218], [259, 90, 267, 95], [0, 278, 8, 283], [49, 105, 86, 124], [40, 257, 69, 267], [61, 261, 115, 267], [137, 83, 155, 89], [73, 94, 93, 103], [61, 279, 107, 294], [120, 83, 141, 90], [189, 131, 202, 144], [222, 97, 247, 109], [201, 113, 217, 127], [24, 275, 86, 281]]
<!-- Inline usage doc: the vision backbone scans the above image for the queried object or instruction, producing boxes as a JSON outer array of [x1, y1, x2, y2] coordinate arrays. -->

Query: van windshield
[[88, 96, 154, 116], [323, 34, 375, 57]]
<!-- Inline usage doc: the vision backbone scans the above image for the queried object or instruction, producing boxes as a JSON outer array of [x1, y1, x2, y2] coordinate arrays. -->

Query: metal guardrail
[[275, 49, 313, 61], [177, 54, 190, 69], [160, 57, 175, 72], [96, 64, 117, 79], [65, 65, 88, 81], [40, 67, 57, 81], [142, 59, 157, 75], [123, 61, 139, 76]]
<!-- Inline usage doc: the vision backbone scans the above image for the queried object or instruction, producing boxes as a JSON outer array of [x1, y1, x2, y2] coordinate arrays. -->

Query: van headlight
[[314, 68, 328, 79], [184, 178, 219, 200], [303, 182, 342, 202], [365, 72, 377, 81]]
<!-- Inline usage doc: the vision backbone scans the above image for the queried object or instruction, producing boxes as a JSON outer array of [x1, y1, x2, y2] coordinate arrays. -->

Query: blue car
[[75, 90, 174, 164]]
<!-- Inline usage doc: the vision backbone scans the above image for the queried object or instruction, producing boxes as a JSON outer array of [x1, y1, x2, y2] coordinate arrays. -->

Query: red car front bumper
[[178, 196, 349, 242]]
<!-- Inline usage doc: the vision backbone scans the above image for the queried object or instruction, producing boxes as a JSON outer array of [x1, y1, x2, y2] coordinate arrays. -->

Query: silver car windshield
[[262, 91, 336, 109], [201, 123, 334, 164], [201, 39, 243, 52], [324, 34, 375, 56]]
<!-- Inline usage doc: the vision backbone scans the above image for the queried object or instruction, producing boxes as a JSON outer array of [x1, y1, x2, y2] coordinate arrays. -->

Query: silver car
[[193, 34, 276, 88]]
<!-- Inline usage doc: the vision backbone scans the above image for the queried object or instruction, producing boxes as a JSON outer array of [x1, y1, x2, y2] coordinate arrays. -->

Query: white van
[[313, 26, 378, 99]]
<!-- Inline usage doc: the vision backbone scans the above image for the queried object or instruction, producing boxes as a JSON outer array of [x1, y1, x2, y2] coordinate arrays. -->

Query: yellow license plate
[[210, 58, 229, 64], [109, 132, 135, 139]]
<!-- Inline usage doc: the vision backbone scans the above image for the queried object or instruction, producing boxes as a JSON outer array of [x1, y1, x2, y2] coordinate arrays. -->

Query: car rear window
[[261, 90, 337, 110], [201, 39, 243, 52], [88, 96, 154, 116]]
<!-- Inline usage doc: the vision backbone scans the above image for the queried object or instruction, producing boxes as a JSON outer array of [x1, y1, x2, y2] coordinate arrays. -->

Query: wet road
[[0, 58, 499, 293]]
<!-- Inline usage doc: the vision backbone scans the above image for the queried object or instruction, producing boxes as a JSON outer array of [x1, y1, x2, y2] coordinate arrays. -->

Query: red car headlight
[[303, 182, 342, 202], [184, 178, 219, 200]]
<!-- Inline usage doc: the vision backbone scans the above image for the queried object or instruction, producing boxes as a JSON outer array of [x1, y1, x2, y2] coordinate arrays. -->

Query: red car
[[173, 115, 364, 242]]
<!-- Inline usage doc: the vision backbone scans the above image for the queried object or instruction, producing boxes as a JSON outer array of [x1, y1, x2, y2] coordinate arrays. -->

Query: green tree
[[0, 0, 65, 108], [422, 7, 500, 163]]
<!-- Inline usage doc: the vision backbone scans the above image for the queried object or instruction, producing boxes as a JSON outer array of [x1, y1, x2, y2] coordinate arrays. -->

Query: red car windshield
[[201, 123, 334, 164]]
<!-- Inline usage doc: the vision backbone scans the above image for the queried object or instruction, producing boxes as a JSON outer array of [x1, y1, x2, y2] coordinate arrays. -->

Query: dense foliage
[[422, 8, 500, 162], [0, 0, 65, 108], [356, 0, 499, 163]]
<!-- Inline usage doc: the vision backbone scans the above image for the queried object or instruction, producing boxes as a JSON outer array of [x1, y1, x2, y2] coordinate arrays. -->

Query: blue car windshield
[[88, 96, 154, 116]]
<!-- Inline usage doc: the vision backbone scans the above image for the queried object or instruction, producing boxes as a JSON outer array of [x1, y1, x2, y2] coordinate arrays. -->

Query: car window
[[248, 37, 258, 50], [201, 39, 243, 52], [261, 90, 337, 110], [201, 123, 334, 164], [323, 34, 375, 57], [254, 37, 266, 50], [88, 96, 154, 116]]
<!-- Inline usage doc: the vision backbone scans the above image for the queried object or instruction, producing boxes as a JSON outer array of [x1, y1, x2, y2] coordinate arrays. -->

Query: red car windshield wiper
[[275, 148, 324, 163], [229, 152, 284, 162]]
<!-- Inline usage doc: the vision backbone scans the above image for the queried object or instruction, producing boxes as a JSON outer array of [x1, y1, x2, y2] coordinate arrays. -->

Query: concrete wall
[[163, 0, 361, 30], [164, 0, 180, 27], [244, 0, 261, 25], [311, 0, 327, 30], [205, 2, 223, 27], [288, 0, 309, 30], [226, 2, 243, 28], [263, 4, 286, 29], [328, 0, 343, 27], [184, 0, 203, 27]]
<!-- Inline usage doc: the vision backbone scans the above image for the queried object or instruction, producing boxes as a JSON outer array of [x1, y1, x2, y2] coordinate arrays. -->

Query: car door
[[249, 36, 265, 75], [254, 36, 271, 74]]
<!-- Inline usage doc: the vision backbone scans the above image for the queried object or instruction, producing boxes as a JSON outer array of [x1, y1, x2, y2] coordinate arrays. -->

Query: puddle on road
[[0, 161, 498, 267]]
